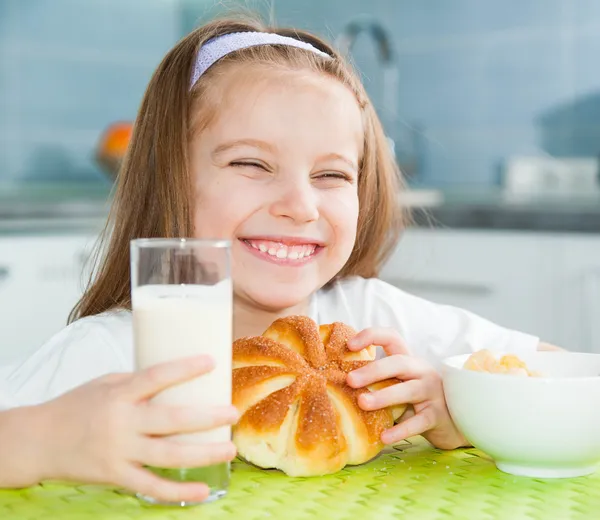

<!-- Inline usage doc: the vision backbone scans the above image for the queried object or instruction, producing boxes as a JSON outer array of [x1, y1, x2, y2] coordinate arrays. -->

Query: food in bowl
[[463, 349, 540, 377], [443, 351, 600, 478], [231, 316, 407, 477]]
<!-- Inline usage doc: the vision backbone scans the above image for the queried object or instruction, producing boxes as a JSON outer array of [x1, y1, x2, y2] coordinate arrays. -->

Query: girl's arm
[[0, 405, 49, 488]]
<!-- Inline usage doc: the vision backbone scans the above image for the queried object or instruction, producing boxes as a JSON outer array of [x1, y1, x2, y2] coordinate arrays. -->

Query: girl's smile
[[239, 236, 325, 265]]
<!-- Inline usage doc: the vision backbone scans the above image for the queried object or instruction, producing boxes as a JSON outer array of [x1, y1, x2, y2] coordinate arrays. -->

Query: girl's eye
[[316, 172, 354, 182], [230, 161, 267, 171]]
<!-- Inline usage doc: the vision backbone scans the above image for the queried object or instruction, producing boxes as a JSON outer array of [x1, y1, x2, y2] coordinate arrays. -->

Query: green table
[[1, 438, 598, 520]]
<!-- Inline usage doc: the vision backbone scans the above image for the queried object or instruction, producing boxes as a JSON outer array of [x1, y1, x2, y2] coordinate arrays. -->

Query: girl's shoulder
[[3, 310, 134, 407], [44, 309, 134, 365]]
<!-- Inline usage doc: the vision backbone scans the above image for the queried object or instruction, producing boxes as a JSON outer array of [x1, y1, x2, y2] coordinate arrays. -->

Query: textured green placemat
[[1, 438, 598, 520]]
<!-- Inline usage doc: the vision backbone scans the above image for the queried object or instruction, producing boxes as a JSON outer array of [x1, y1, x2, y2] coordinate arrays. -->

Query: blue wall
[[275, 0, 600, 187], [0, 0, 186, 183], [1, 0, 600, 187]]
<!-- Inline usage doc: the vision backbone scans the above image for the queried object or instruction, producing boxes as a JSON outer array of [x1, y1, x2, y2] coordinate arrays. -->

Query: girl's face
[[190, 67, 363, 312]]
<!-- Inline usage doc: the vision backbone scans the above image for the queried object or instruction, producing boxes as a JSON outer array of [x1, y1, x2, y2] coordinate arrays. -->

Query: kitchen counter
[[3, 182, 600, 234], [0, 182, 110, 235], [403, 189, 600, 234]]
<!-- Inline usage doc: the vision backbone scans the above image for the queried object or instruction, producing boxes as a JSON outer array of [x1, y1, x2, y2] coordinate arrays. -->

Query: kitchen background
[[2, 0, 600, 363]]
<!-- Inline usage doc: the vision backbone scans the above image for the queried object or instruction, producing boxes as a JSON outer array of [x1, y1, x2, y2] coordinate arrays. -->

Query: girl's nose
[[269, 178, 319, 224]]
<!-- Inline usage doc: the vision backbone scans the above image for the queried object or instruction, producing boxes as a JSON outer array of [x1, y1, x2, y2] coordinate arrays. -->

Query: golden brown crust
[[232, 315, 408, 476], [295, 376, 343, 454], [263, 316, 327, 368], [327, 380, 393, 444], [232, 366, 294, 399], [233, 336, 308, 370], [238, 379, 304, 433]]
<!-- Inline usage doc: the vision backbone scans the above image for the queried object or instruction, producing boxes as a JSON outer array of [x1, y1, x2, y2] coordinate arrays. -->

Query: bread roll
[[232, 316, 407, 476]]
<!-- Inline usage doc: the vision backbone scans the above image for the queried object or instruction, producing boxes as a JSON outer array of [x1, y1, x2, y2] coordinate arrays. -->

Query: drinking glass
[[130, 238, 232, 506]]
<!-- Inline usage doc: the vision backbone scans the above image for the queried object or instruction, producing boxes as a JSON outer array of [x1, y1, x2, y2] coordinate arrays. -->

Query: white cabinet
[[0, 234, 98, 363], [553, 236, 600, 353], [380, 229, 600, 352]]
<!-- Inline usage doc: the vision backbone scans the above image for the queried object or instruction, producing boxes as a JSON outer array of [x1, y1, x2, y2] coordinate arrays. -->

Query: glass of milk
[[130, 238, 232, 506]]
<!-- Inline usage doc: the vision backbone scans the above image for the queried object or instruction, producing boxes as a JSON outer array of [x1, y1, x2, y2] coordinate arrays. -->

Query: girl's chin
[[234, 286, 315, 314]]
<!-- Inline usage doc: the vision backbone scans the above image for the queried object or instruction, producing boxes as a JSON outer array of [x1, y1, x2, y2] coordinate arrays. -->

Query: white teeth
[[302, 246, 313, 258], [247, 240, 319, 261]]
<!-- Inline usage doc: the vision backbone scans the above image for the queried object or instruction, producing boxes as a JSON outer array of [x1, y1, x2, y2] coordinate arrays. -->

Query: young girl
[[0, 15, 560, 503]]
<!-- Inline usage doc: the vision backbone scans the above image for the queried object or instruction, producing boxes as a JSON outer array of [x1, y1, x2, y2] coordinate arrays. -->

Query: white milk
[[132, 282, 232, 444]]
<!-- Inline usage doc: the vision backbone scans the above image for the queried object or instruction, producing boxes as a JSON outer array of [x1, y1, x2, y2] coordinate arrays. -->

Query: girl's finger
[[347, 355, 430, 388], [137, 405, 239, 435], [346, 327, 411, 356], [128, 356, 215, 400], [121, 465, 210, 504], [357, 380, 426, 411], [380, 408, 436, 445], [137, 440, 237, 470]]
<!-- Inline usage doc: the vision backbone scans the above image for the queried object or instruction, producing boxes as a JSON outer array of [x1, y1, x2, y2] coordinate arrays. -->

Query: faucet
[[336, 17, 398, 122], [336, 17, 420, 178]]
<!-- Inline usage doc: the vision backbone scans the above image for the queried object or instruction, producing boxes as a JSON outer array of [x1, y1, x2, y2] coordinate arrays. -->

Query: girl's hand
[[346, 328, 468, 450], [24, 356, 238, 503]]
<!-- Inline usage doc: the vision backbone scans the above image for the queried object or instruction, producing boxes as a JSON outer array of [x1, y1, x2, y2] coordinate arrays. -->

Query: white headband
[[190, 31, 332, 88]]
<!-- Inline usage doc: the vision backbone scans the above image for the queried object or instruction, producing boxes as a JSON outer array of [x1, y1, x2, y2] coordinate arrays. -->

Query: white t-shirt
[[0, 277, 538, 409]]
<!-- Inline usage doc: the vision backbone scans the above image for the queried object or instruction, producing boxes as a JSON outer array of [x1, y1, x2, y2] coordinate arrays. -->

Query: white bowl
[[442, 351, 600, 478]]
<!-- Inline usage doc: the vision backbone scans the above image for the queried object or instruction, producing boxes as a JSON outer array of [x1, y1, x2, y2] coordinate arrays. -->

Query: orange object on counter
[[96, 121, 133, 179]]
